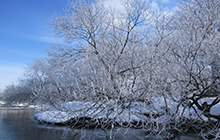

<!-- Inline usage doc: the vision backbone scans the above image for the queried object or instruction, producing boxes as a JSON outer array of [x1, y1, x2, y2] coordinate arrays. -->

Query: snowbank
[[0, 101, 5, 106], [34, 101, 151, 124], [35, 111, 71, 124], [34, 97, 220, 126]]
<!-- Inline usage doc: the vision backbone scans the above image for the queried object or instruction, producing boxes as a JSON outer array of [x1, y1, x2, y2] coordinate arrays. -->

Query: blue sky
[[0, 0, 178, 91], [0, 0, 68, 90]]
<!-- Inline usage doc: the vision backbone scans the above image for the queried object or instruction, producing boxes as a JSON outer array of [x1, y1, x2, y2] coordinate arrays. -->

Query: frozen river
[[0, 107, 203, 140]]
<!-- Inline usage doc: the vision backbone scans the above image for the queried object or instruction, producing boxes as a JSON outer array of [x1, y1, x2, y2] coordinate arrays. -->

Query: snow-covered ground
[[199, 97, 220, 116], [0, 101, 5, 106], [34, 97, 220, 125], [35, 101, 149, 124]]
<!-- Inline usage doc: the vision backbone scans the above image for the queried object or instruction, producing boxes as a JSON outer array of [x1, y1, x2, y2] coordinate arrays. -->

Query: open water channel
[[0, 107, 203, 140]]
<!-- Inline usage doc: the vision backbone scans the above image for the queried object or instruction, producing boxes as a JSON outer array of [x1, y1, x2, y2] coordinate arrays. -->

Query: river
[[0, 108, 79, 140], [0, 107, 203, 140]]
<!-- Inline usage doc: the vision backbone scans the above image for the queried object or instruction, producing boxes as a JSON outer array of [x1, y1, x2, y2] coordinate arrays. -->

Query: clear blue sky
[[0, 0, 68, 90], [0, 0, 178, 91]]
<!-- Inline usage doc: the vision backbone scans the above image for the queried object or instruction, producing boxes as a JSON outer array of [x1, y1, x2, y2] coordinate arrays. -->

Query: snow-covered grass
[[33, 97, 220, 140], [199, 97, 220, 116], [0, 101, 5, 106], [0, 102, 28, 107], [34, 97, 220, 126], [34, 101, 150, 124], [35, 111, 72, 124]]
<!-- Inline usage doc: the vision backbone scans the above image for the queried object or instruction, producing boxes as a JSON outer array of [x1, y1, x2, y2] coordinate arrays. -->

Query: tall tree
[[23, 0, 220, 139]]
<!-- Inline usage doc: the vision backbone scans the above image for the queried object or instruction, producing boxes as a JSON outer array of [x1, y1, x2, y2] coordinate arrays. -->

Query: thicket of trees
[[2, 0, 220, 139], [1, 82, 34, 106]]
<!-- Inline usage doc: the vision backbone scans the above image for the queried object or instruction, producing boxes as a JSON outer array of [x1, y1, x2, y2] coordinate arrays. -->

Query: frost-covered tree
[[165, 0, 220, 138], [49, 0, 176, 101], [24, 0, 220, 139], [2, 83, 34, 106], [170, 0, 220, 117], [27, 0, 177, 138]]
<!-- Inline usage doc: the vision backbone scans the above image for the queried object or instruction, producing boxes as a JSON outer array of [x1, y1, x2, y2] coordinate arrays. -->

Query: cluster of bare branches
[[15, 0, 220, 139]]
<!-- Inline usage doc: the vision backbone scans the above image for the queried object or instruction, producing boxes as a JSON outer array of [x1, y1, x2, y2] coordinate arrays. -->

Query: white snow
[[35, 101, 151, 124], [0, 101, 5, 106], [34, 97, 220, 125], [200, 98, 220, 116], [35, 111, 71, 123]]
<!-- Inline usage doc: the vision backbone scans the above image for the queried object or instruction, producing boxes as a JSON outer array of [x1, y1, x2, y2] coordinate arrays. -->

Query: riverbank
[[1, 96, 219, 139], [34, 98, 220, 139], [0, 108, 206, 140]]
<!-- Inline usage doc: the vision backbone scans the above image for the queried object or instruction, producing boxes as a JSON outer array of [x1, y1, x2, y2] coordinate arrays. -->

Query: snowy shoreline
[[34, 98, 220, 129]]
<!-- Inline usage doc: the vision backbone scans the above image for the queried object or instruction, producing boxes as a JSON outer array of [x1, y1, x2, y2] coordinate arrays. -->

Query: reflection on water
[[0, 108, 77, 140], [0, 108, 203, 140]]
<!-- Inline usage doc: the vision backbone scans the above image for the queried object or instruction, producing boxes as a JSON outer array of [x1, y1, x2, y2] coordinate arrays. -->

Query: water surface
[[0, 107, 203, 140], [0, 108, 76, 140]]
